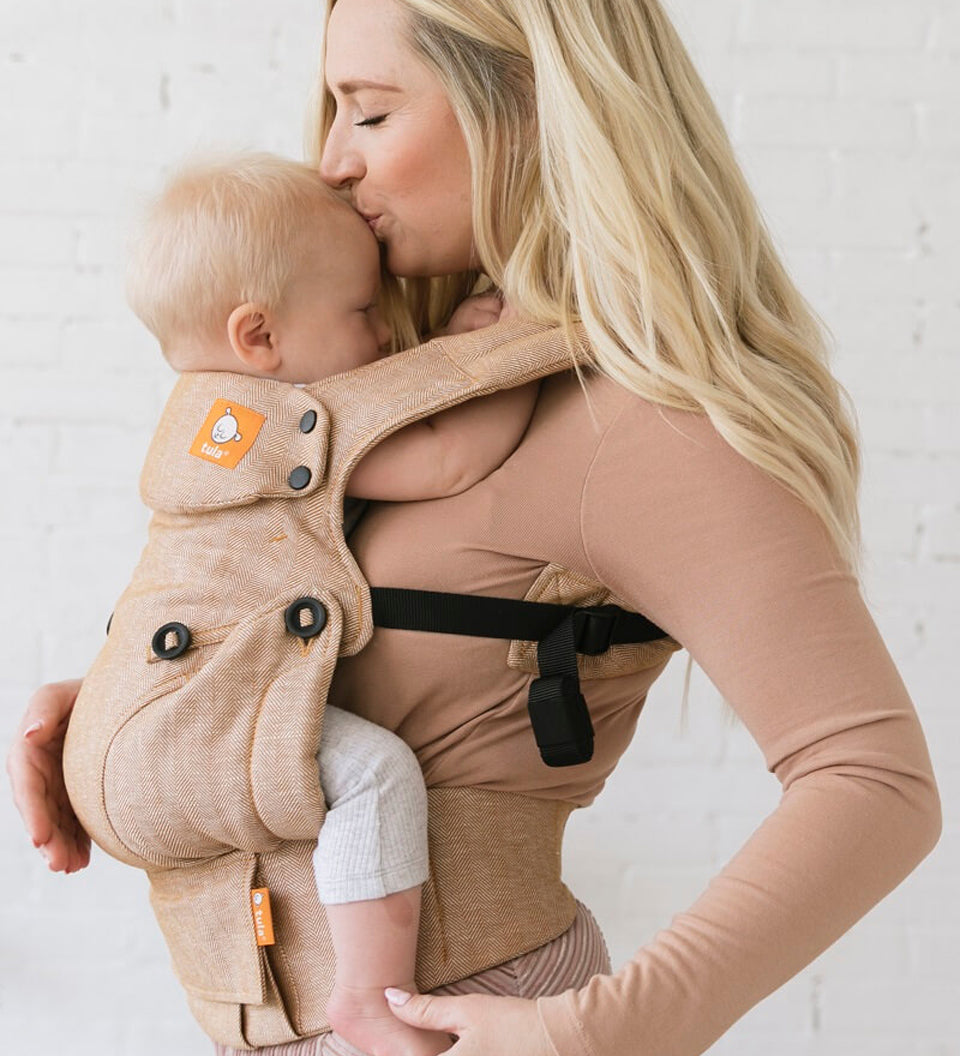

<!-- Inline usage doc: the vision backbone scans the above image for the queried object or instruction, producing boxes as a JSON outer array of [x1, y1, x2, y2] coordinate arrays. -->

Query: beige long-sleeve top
[[327, 365, 941, 1056]]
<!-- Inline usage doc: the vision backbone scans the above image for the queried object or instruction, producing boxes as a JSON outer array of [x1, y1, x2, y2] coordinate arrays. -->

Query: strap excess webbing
[[369, 587, 669, 768]]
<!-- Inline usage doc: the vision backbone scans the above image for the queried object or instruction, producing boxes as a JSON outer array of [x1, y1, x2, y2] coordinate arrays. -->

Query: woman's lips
[[365, 215, 382, 234]]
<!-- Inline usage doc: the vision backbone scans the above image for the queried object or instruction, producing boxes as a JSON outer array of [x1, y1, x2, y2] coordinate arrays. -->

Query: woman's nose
[[318, 123, 363, 189]]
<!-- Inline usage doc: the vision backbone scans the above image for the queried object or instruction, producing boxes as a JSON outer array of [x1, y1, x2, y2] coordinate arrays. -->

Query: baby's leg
[[314, 706, 452, 1056]]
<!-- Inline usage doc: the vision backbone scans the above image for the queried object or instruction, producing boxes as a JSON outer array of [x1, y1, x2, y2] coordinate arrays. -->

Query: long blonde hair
[[308, 0, 863, 712]]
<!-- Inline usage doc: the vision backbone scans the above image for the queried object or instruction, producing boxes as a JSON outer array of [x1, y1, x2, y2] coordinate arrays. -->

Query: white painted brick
[[838, 52, 959, 101], [616, 863, 716, 932], [61, 317, 168, 374], [5, 367, 171, 427], [840, 352, 960, 406], [861, 492, 920, 557], [923, 301, 960, 354], [831, 249, 925, 304], [73, 216, 129, 272], [736, 95, 917, 153], [0, 107, 82, 164], [819, 979, 957, 1035], [919, 505, 960, 560], [808, 917, 911, 980], [829, 299, 917, 358], [0, 318, 61, 367], [917, 100, 960, 152], [742, 145, 834, 204], [924, 406, 960, 453], [775, 248, 835, 309], [52, 424, 154, 480], [906, 926, 960, 979], [740, 0, 935, 52], [0, 267, 122, 320], [0, 215, 75, 268], [857, 401, 927, 453], [667, 0, 745, 55], [734, 51, 836, 98], [0, 161, 159, 216], [931, 3, 960, 53]]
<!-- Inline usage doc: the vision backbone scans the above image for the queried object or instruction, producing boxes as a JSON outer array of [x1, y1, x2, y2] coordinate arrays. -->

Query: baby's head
[[126, 152, 391, 383]]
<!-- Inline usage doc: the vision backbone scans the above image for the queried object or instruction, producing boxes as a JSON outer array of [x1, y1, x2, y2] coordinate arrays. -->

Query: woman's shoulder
[[540, 367, 742, 478], [578, 372, 844, 628]]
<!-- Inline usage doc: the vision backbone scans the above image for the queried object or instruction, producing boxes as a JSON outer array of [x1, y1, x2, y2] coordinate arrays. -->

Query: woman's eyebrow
[[334, 79, 403, 95]]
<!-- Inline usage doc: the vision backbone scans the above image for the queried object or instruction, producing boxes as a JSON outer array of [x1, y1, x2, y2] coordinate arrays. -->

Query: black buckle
[[572, 605, 619, 655], [528, 674, 594, 767]]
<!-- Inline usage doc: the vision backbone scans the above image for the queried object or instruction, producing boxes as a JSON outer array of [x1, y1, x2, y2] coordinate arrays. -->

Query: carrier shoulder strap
[[304, 319, 672, 769], [369, 587, 670, 768]]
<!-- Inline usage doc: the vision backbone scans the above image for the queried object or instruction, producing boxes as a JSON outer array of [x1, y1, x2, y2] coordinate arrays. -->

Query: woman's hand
[[427, 291, 523, 340], [442, 292, 506, 336], [383, 988, 556, 1056], [6, 678, 91, 874]]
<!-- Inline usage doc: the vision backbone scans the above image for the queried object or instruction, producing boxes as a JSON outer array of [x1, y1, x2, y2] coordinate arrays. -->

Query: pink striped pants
[[214, 899, 610, 1055]]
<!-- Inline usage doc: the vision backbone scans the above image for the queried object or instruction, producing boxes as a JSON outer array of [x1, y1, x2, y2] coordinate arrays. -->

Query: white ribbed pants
[[311, 704, 430, 905]]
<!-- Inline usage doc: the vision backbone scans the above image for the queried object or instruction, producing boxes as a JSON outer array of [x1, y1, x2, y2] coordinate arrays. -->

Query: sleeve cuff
[[536, 992, 593, 1056]]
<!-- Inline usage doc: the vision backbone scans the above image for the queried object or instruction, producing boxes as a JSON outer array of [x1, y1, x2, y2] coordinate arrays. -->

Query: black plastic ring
[[152, 622, 192, 660], [284, 597, 327, 639]]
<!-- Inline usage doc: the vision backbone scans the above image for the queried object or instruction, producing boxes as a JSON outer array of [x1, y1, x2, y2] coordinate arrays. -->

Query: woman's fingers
[[16, 678, 83, 739], [6, 679, 90, 872], [384, 991, 555, 1055]]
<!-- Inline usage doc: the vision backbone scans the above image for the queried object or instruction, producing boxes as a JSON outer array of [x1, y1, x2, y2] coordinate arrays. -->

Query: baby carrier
[[62, 319, 679, 1049]]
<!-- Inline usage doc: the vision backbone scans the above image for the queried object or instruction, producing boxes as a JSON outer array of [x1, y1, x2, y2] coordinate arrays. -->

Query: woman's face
[[319, 0, 476, 278]]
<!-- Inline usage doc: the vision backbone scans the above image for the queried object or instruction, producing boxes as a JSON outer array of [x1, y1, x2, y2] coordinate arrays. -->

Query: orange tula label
[[250, 887, 275, 947], [189, 400, 266, 469]]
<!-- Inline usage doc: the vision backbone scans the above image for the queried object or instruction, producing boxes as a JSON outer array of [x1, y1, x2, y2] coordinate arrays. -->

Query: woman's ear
[[227, 303, 282, 374]]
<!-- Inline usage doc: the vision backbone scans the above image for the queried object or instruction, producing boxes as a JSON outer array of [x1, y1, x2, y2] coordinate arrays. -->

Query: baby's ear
[[227, 303, 281, 373]]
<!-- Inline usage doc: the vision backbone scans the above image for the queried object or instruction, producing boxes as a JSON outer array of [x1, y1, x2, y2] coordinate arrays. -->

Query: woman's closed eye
[[355, 114, 387, 128]]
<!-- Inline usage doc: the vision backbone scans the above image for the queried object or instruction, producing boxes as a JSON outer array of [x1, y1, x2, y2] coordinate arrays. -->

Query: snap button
[[152, 622, 192, 660], [299, 410, 317, 434], [285, 597, 327, 639], [288, 466, 312, 490]]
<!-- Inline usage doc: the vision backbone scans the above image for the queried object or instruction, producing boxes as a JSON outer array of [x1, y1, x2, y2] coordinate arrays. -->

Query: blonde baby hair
[[127, 151, 354, 354]]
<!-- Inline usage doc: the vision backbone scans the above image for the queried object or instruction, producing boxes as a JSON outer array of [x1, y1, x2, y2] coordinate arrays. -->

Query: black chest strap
[[369, 587, 668, 768]]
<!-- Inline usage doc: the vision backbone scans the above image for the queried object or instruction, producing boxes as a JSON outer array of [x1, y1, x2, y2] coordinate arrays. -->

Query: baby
[[123, 152, 539, 1056]]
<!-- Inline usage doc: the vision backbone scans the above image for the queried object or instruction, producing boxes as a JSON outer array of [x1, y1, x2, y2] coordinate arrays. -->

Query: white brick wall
[[1, 1, 956, 1053]]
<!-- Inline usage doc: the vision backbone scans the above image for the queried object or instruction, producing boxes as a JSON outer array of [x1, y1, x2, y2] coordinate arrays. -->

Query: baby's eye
[[354, 115, 387, 128]]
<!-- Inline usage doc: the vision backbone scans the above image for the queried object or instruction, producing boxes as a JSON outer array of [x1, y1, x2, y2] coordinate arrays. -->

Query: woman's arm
[[346, 291, 535, 502], [345, 380, 540, 501], [535, 397, 941, 1055], [6, 679, 91, 873]]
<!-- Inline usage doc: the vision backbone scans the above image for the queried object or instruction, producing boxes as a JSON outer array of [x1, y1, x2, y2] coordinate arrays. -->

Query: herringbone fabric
[[61, 320, 642, 1048], [212, 899, 612, 1056]]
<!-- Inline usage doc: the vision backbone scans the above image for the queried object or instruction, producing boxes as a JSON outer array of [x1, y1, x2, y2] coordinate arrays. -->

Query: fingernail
[[24, 721, 43, 737], [384, 988, 411, 1006]]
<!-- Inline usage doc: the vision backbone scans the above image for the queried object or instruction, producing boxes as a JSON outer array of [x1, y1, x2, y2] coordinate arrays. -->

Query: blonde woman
[[8, 1, 941, 1054]]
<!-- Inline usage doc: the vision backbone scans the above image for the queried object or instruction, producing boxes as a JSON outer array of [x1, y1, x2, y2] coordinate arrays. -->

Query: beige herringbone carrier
[[61, 320, 655, 1049]]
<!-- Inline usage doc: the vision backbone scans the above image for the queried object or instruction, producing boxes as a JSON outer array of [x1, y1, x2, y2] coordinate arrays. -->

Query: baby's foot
[[326, 982, 453, 1056]]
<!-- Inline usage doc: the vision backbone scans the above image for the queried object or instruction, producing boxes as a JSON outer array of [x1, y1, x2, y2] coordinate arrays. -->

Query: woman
[[8, 1, 942, 1054]]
